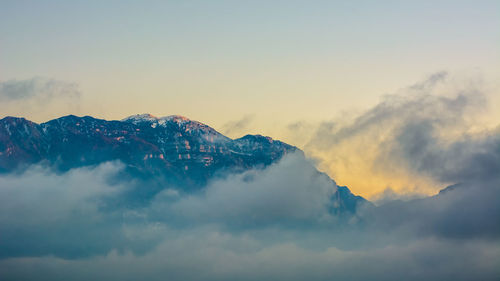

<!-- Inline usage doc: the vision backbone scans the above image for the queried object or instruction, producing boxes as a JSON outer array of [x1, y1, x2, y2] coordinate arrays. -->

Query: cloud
[[220, 115, 254, 137], [0, 153, 342, 259], [0, 150, 499, 280], [0, 77, 81, 102], [159, 153, 338, 226], [370, 187, 426, 206], [0, 229, 499, 281], [409, 70, 448, 91], [0, 77, 81, 119], [1, 70, 500, 280], [303, 71, 497, 197], [365, 180, 500, 241], [282, 121, 319, 148], [0, 162, 140, 259], [386, 120, 500, 184]]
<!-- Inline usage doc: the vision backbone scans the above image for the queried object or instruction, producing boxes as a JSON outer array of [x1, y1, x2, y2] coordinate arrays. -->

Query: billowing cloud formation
[[0, 151, 499, 280], [0, 77, 81, 119], [162, 153, 337, 225], [0, 163, 132, 258], [304, 71, 498, 197]]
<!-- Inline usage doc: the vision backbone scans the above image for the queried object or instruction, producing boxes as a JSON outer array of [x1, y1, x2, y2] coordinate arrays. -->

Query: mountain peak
[[0, 114, 366, 215], [0, 116, 30, 123], [0, 114, 295, 184], [122, 114, 193, 124], [162, 115, 190, 122], [122, 113, 159, 123], [238, 134, 274, 143]]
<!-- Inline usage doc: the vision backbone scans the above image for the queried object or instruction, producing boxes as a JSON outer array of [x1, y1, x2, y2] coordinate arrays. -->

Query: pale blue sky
[[1, 0, 499, 131]]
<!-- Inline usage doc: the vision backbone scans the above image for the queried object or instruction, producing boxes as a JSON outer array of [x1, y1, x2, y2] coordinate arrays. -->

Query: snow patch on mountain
[[121, 114, 158, 124]]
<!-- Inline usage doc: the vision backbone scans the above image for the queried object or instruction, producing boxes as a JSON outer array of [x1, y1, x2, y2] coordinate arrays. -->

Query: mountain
[[0, 114, 370, 214]]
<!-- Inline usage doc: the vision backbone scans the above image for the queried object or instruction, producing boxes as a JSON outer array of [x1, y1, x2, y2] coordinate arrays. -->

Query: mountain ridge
[[0, 114, 370, 214]]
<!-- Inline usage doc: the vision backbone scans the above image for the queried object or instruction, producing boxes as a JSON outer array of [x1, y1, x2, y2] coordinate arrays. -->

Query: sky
[[1, 0, 499, 197], [1, 2, 500, 280]]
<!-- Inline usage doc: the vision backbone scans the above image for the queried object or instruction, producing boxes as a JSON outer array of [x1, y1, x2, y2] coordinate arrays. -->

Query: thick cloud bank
[[164, 153, 337, 225], [0, 152, 499, 280]]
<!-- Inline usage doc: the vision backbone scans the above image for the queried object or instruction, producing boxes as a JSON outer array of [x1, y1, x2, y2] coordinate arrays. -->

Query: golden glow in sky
[[1, 1, 499, 198]]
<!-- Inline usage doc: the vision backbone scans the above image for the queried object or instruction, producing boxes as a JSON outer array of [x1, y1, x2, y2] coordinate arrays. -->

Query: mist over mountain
[[0, 114, 293, 177], [2, 0, 499, 279], [0, 114, 369, 214], [0, 111, 499, 281]]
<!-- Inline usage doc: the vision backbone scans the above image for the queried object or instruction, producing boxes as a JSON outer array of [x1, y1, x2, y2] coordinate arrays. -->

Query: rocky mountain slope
[[0, 114, 370, 213]]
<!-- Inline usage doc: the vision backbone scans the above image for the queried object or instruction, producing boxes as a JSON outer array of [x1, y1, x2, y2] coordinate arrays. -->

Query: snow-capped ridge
[[122, 114, 159, 123], [121, 114, 228, 140], [122, 114, 193, 124]]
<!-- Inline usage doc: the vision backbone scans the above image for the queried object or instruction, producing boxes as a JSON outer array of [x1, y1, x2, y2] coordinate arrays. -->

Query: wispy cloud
[[0, 77, 81, 120], [0, 77, 80, 102], [220, 115, 254, 137]]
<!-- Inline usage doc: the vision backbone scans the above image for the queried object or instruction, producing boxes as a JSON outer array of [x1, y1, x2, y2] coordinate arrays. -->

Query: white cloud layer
[[0, 151, 499, 280]]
